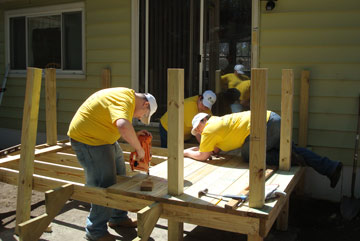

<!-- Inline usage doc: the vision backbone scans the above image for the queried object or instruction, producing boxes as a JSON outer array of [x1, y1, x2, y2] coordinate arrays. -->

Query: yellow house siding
[[260, 0, 360, 165], [0, 0, 132, 135]]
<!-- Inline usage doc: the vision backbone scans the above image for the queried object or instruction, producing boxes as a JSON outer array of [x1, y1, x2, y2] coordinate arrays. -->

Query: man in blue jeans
[[68, 88, 157, 241], [184, 111, 343, 188]]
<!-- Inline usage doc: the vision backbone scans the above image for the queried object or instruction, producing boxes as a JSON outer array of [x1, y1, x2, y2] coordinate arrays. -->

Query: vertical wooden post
[[167, 69, 184, 241], [249, 68, 268, 208], [298, 70, 310, 147], [45, 68, 57, 145], [279, 69, 294, 171], [15, 67, 43, 233], [276, 198, 289, 231], [102, 68, 111, 89]]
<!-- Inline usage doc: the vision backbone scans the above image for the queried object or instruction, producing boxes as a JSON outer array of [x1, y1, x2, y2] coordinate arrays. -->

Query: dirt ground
[[1, 182, 360, 241]]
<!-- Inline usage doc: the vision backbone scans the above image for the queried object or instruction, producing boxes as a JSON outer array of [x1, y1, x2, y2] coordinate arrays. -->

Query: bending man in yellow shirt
[[184, 111, 343, 189], [68, 87, 157, 241], [159, 90, 216, 148]]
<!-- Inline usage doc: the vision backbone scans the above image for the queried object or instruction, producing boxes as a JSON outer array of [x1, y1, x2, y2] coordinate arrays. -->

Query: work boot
[[329, 162, 343, 188], [85, 233, 116, 241], [108, 217, 137, 229]]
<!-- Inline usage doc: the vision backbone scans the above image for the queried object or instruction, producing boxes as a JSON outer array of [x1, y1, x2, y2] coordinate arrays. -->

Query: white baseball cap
[[234, 64, 245, 74], [202, 90, 217, 110], [191, 112, 209, 136], [140, 93, 158, 125]]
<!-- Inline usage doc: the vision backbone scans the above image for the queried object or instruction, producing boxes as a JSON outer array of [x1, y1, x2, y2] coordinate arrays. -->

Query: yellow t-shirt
[[220, 73, 250, 90], [160, 95, 212, 140], [199, 111, 272, 152], [68, 87, 135, 146], [235, 80, 251, 101]]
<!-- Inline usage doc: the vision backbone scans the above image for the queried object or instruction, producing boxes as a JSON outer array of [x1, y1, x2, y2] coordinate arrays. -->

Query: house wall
[[260, 0, 360, 167], [0, 0, 132, 135]]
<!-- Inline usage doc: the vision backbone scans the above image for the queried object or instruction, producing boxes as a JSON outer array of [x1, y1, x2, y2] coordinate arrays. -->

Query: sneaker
[[329, 162, 343, 188], [85, 233, 116, 241], [108, 217, 137, 229]]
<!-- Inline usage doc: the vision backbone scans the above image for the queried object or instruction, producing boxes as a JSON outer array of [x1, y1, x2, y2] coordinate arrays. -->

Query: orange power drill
[[129, 133, 152, 174]]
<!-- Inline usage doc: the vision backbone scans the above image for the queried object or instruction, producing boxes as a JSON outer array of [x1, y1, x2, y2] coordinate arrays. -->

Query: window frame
[[5, 2, 85, 78]]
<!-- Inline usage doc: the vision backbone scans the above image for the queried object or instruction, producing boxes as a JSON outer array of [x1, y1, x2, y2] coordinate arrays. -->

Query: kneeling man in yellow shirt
[[184, 112, 343, 189]]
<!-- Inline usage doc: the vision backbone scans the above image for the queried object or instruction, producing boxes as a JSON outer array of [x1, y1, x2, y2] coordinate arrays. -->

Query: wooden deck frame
[[0, 68, 305, 241]]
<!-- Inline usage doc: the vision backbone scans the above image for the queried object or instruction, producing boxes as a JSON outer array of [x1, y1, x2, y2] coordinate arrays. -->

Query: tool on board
[[198, 188, 248, 201], [129, 133, 152, 174], [340, 95, 360, 220]]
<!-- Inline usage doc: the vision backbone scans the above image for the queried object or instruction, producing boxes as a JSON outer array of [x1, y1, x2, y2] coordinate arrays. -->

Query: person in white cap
[[220, 64, 250, 113], [68, 87, 157, 241], [159, 90, 216, 148], [184, 111, 343, 191]]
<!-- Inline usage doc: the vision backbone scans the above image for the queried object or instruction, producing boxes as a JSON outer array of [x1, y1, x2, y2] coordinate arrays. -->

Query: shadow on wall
[[0, 128, 67, 150]]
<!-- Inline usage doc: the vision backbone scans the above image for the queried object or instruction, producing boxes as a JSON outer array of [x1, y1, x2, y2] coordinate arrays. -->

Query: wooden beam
[[45, 68, 57, 145], [276, 199, 289, 231], [279, 69, 294, 171], [18, 184, 74, 241], [15, 67, 43, 233], [298, 70, 310, 147], [167, 68, 184, 241], [136, 202, 163, 240], [102, 68, 111, 89], [249, 68, 268, 208]]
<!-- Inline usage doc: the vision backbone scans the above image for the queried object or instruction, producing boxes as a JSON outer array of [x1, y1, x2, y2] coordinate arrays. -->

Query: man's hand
[[184, 146, 211, 161], [136, 129, 152, 137]]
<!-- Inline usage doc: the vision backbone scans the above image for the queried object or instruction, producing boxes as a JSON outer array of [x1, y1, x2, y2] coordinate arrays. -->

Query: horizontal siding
[[0, 0, 132, 136], [261, 0, 360, 166]]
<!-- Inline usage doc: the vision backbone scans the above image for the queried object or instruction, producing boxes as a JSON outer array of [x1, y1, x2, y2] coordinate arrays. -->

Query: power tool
[[129, 133, 152, 174]]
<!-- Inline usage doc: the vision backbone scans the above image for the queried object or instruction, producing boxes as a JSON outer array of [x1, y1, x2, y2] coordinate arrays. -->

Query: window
[[5, 3, 84, 75]]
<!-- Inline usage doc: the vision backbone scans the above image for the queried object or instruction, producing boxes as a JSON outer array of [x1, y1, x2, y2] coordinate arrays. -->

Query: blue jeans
[[240, 112, 339, 177], [71, 139, 128, 239], [159, 123, 168, 148]]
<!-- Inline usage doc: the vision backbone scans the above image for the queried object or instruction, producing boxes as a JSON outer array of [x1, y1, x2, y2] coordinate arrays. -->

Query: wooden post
[[298, 70, 310, 147], [102, 68, 111, 89], [136, 202, 162, 240], [279, 69, 294, 171], [276, 199, 289, 231], [249, 68, 268, 208], [167, 69, 184, 241], [15, 67, 43, 233], [45, 68, 57, 145]]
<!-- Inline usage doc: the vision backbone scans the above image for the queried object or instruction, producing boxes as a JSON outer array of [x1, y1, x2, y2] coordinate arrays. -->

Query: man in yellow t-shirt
[[159, 90, 216, 148], [234, 79, 251, 111], [184, 111, 343, 189], [68, 87, 157, 241], [220, 64, 250, 90]]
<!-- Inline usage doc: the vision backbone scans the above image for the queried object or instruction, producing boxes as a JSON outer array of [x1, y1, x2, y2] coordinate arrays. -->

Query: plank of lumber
[[0, 143, 71, 167], [18, 184, 74, 241], [0, 144, 21, 157], [102, 68, 111, 88], [249, 68, 268, 208], [16, 67, 43, 233], [137, 202, 162, 240], [167, 68, 184, 196], [45, 68, 57, 145], [298, 70, 310, 147], [279, 69, 294, 171], [35, 152, 81, 168]]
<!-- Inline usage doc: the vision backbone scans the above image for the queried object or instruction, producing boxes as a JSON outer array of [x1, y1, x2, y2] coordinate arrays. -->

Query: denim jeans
[[241, 112, 339, 177], [159, 122, 168, 148], [71, 140, 128, 239], [230, 101, 243, 113]]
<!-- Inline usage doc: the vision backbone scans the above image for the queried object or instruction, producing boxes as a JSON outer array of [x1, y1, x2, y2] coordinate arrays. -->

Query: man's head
[[198, 90, 217, 112], [234, 64, 245, 75], [136, 93, 158, 125], [191, 112, 210, 136]]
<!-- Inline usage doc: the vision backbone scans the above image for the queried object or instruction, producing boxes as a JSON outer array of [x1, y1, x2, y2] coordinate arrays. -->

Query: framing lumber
[[136, 202, 163, 240], [167, 68, 184, 240], [15, 67, 43, 233], [18, 184, 74, 241], [279, 69, 294, 171], [102, 68, 111, 88], [249, 68, 268, 208], [251, 0, 260, 68], [298, 70, 310, 147], [45, 68, 57, 145]]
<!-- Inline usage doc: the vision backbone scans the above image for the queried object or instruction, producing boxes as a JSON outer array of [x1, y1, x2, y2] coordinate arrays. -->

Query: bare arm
[[184, 146, 211, 161], [116, 118, 145, 160]]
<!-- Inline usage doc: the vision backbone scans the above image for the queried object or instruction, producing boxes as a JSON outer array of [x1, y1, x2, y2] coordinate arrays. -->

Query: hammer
[[198, 188, 247, 201]]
